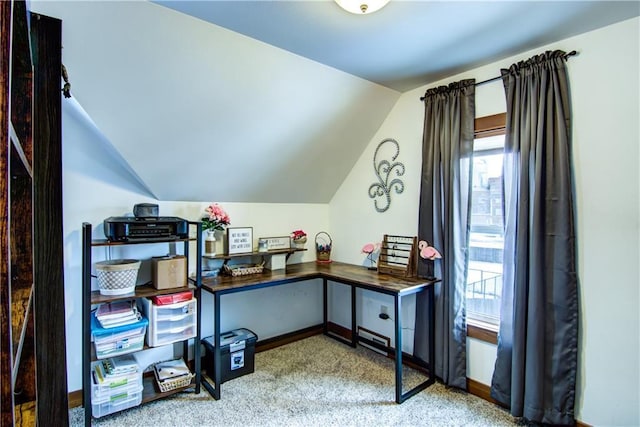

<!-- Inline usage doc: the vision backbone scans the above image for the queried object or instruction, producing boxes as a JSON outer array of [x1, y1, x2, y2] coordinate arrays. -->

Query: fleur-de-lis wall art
[[368, 138, 405, 212]]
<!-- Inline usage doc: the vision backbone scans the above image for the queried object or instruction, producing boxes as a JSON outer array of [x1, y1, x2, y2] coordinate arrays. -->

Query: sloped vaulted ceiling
[[30, 1, 400, 203], [31, 1, 639, 204]]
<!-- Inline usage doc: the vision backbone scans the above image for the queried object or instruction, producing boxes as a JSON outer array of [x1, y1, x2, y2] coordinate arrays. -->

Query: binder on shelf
[[95, 300, 141, 328]]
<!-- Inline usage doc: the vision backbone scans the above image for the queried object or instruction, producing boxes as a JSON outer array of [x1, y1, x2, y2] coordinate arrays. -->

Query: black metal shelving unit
[[81, 222, 202, 426]]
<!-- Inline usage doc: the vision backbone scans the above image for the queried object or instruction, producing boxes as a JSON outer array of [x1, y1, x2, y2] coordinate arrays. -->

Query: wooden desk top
[[200, 261, 437, 296]]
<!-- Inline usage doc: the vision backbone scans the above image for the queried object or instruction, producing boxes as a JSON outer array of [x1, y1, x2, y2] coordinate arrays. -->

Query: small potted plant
[[201, 203, 231, 256], [290, 229, 307, 248]]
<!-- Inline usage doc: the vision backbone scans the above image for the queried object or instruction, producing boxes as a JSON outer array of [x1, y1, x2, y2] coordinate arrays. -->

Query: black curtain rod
[[419, 50, 578, 101]]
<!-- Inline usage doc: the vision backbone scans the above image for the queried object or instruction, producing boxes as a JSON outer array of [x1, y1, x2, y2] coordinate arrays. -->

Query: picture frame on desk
[[227, 227, 253, 255], [258, 236, 291, 252]]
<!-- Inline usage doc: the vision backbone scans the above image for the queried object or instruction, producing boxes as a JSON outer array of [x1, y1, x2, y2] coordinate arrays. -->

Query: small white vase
[[204, 230, 217, 256]]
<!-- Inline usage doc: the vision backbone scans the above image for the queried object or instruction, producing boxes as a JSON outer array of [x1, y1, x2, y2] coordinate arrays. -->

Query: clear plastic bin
[[91, 313, 148, 359], [91, 384, 143, 418], [91, 361, 142, 400]]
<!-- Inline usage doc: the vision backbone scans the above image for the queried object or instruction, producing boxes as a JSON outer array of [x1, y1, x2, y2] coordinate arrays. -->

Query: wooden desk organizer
[[377, 235, 418, 278]]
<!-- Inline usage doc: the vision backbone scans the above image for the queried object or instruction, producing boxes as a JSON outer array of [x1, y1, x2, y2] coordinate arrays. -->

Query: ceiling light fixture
[[334, 0, 390, 15]]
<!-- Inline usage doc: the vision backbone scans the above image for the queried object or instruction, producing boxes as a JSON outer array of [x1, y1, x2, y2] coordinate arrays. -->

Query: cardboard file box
[[202, 328, 257, 384], [152, 255, 187, 289]]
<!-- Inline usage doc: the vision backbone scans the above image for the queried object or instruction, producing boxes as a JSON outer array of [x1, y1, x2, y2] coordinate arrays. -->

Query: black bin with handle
[[202, 328, 257, 383]]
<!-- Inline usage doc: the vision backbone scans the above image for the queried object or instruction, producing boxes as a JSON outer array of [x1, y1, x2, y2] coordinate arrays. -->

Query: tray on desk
[[222, 262, 265, 277]]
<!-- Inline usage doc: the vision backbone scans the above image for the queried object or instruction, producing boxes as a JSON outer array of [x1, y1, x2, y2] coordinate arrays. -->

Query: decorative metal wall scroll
[[368, 138, 405, 212]]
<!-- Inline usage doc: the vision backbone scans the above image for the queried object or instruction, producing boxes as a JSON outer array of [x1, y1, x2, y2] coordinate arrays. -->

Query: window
[[467, 114, 506, 331]]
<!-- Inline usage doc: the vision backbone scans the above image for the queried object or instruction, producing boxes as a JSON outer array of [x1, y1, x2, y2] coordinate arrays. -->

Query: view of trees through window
[[467, 131, 505, 326]]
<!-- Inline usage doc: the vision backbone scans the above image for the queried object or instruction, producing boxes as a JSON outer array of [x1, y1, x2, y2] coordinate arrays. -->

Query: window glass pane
[[467, 135, 504, 325]]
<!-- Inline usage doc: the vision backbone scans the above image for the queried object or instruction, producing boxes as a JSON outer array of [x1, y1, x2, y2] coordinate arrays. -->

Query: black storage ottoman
[[202, 328, 257, 383]]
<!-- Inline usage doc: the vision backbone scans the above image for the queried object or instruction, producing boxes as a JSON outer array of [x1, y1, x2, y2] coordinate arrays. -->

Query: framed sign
[[258, 236, 291, 251], [227, 227, 253, 255]]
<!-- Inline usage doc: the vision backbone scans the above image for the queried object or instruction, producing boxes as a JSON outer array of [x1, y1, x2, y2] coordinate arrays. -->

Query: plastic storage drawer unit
[[91, 384, 143, 418], [202, 328, 257, 383], [91, 313, 148, 359], [139, 297, 197, 347]]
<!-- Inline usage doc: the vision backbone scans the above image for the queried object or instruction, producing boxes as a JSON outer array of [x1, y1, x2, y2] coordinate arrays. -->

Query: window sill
[[466, 319, 498, 345]]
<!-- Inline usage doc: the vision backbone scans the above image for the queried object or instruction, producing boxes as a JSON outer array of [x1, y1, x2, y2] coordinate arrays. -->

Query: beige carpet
[[71, 335, 516, 426]]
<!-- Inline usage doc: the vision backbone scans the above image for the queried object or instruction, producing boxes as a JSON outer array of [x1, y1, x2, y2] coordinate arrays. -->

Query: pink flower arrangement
[[361, 243, 380, 254], [291, 229, 307, 242], [202, 203, 230, 232]]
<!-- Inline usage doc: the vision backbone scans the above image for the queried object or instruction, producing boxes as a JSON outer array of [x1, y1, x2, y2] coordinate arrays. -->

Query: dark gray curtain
[[415, 79, 474, 388], [490, 51, 578, 425]]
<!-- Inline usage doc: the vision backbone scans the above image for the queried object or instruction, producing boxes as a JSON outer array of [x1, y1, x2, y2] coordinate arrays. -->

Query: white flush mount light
[[334, 0, 391, 15]]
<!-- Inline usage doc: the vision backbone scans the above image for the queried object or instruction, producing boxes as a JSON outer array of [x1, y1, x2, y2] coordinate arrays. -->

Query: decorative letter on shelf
[[368, 138, 405, 212]]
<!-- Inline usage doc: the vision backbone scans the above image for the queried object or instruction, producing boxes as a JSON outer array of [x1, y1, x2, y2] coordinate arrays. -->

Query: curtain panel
[[415, 79, 474, 388], [490, 50, 579, 425]]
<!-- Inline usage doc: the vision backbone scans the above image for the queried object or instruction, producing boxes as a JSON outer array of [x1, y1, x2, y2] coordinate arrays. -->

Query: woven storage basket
[[222, 262, 265, 277], [154, 371, 194, 393], [153, 359, 194, 392], [95, 259, 140, 296], [315, 232, 332, 262]]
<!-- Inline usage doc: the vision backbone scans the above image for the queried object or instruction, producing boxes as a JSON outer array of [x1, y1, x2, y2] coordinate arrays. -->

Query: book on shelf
[[95, 300, 141, 328], [96, 300, 135, 319], [92, 355, 139, 385], [103, 354, 139, 375]]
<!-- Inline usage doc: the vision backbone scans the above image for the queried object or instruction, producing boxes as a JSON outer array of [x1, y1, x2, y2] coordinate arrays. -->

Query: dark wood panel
[[9, 171, 33, 362], [9, 0, 32, 165], [14, 401, 36, 427], [10, 286, 32, 371], [1, 2, 16, 424], [30, 13, 68, 425], [13, 301, 36, 404], [2, 2, 36, 425]]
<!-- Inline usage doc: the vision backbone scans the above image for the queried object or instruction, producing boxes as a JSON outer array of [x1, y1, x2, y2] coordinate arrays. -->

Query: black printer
[[103, 216, 189, 242]]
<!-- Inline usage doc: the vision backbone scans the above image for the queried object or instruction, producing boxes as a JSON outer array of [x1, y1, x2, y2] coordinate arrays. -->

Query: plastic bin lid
[[203, 328, 257, 348], [91, 312, 148, 336]]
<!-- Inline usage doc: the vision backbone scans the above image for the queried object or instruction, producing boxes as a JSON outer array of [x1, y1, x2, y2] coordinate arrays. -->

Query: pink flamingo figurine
[[418, 240, 442, 260]]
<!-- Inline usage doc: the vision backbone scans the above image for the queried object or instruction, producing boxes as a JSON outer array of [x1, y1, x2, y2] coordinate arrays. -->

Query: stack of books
[[95, 300, 141, 328], [92, 354, 139, 384]]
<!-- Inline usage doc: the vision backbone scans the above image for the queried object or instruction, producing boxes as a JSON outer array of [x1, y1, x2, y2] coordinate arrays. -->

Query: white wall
[[329, 17, 639, 427]]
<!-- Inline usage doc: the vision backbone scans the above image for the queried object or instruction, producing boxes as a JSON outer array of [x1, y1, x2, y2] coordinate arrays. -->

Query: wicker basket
[[95, 259, 140, 296], [153, 359, 194, 392], [154, 370, 194, 393], [315, 232, 332, 262], [222, 262, 265, 277]]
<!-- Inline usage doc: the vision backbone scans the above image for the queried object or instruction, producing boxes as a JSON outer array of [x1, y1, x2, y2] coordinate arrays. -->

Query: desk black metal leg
[[214, 293, 221, 399], [428, 285, 435, 383], [202, 292, 222, 399], [323, 279, 328, 335], [351, 286, 357, 347], [394, 294, 402, 403], [193, 291, 201, 394]]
